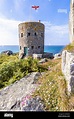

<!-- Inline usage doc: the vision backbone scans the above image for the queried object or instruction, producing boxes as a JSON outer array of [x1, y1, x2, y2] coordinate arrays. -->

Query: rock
[[54, 53, 61, 59], [39, 58, 48, 64], [62, 50, 74, 94], [22, 96, 45, 111], [19, 52, 24, 59], [70, 76, 74, 93], [1, 50, 13, 55], [32, 72, 41, 84], [10, 99, 21, 110], [70, 63, 74, 74], [43, 52, 54, 59], [0, 72, 43, 111], [71, 71, 74, 75], [33, 54, 42, 59]]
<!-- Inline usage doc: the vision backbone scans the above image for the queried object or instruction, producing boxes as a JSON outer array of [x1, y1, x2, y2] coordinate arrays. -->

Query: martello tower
[[18, 21, 45, 57], [69, 0, 74, 43]]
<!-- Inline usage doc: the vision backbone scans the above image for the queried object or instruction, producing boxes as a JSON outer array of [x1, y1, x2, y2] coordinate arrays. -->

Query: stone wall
[[18, 21, 45, 57], [62, 50, 74, 94]]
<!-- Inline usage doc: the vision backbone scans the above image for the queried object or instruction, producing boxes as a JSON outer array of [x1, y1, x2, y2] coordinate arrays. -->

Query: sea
[[0, 45, 65, 55]]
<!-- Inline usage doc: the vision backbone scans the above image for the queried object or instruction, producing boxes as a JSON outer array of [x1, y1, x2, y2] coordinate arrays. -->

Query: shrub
[[0, 55, 48, 89]]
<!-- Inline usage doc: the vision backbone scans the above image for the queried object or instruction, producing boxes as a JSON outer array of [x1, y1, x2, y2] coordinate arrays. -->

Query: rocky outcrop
[[62, 50, 74, 94], [54, 53, 61, 59], [21, 96, 45, 111], [1, 50, 13, 55], [43, 52, 54, 59], [0, 72, 45, 111]]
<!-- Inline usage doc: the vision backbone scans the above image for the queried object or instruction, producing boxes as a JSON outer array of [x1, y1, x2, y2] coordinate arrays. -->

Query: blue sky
[[0, 0, 70, 45]]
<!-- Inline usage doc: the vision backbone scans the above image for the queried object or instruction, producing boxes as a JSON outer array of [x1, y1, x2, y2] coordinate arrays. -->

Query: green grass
[[32, 58, 69, 111], [64, 42, 74, 52], [0, 54, 73, 111]]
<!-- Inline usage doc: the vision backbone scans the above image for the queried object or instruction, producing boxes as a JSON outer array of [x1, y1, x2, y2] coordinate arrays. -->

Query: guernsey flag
[[32, 5, 39, 10]]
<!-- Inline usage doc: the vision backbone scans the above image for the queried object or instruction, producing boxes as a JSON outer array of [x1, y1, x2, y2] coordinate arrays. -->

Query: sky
[[0, 0, 70, 45]]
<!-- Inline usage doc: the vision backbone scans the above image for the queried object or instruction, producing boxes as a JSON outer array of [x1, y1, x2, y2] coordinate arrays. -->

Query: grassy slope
[[64, 42, 74, 52], [33, 58, 69, 111], [0, 53, 74, 111], [0, 53, 47, 89]]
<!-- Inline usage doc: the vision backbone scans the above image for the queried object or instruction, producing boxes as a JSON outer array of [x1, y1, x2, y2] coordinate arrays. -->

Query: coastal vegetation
[[0, 53, 47, 89], [64, 42, 74, 52], [33, 58, 69, 111], [0, 53, 74, 111]]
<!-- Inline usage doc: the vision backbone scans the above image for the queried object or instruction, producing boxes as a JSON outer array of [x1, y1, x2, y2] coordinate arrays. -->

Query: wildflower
[[56, 107, 58, 110]]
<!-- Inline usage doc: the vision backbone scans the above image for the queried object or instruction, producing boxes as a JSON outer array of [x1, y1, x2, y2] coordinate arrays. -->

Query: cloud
[[0, 17, 70, 46], [58, 9, 67, 14], [0, 17, 21, 45], [13, 0, 23, 12], [13, 0, 26, 12], [42, 21, 70, 45]]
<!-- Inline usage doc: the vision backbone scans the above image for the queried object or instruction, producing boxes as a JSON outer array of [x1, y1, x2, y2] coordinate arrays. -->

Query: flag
[[32, 5, 39, 10]]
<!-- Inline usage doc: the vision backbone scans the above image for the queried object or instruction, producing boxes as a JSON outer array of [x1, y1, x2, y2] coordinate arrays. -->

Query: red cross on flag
[[32, 5, 39, 10]]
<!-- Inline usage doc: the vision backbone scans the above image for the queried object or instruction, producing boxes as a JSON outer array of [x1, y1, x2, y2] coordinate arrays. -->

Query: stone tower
[[18, 21, 45, 58], [69, 0, 74, 43]]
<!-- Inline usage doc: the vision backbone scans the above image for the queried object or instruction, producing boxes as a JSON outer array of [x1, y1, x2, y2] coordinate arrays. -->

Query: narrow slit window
[[31, 46, 34, 49], [38, 46, 40, 48], [27, 32, 30, 37], [21, 33, 23, 37], [35, 32, 37, 36]]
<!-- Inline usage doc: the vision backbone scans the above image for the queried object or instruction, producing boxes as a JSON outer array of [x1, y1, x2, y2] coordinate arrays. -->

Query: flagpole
[[29, 5, 32, 21], [29, 5, 39, 21]]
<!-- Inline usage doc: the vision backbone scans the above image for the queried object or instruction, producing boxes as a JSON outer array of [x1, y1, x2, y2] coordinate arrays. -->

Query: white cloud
[[13, 0, 22, 12], [0, 17, 21, 45], [42, 21, 70, 45], [13, 0, 26, 13], [58, 9, 67, 14], [0, 18, 70, 46]]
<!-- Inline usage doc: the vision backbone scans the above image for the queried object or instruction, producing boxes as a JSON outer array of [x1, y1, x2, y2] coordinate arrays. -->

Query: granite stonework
[[62, 50, 74, 94], [18, 21, 45, 58], [0, 72, 45, 111]]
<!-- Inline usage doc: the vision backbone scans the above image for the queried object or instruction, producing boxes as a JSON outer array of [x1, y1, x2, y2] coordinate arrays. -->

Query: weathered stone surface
[[1, 50, 13, 55], [43, 52, 54, 59], [18, 21, 44, 57], [54, 53, 61, 59], [33, 54, 42, 59], [21, 96, 45, 111], [70, 76, 74, 93], [0, 72, 44, 111], [70, 63, 74, 74], [62, 50, 74, 94], [39, 58, 48, 64]]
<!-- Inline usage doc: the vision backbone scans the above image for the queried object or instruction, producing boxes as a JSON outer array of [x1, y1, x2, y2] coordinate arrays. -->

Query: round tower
[[18, 21, 45, 58]]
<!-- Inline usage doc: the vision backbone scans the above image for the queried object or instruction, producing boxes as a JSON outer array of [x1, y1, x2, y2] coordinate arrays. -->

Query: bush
[[0, 55, 48, 89], [0, 63, 13, 82]]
